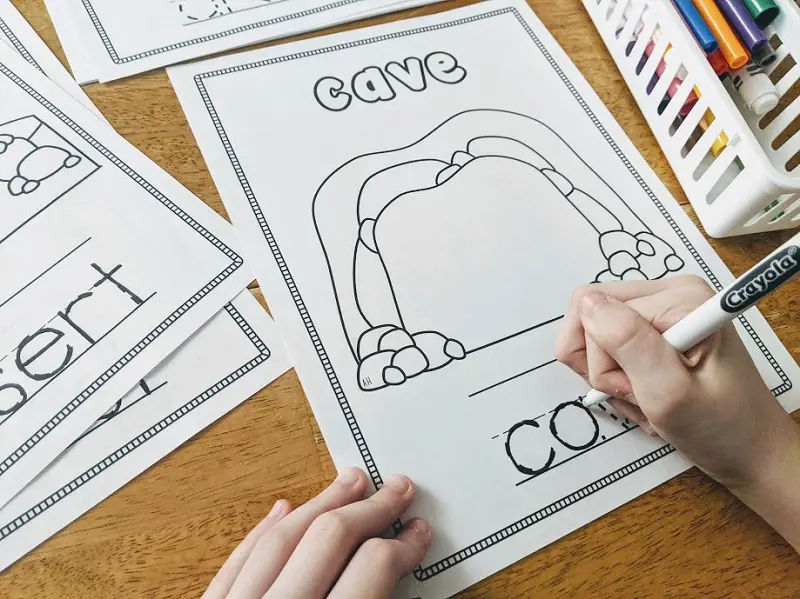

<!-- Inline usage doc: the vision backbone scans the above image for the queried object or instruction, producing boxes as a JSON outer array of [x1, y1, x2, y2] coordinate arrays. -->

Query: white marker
[[731, 62, 780, 116], [583, 232, 800, 407]]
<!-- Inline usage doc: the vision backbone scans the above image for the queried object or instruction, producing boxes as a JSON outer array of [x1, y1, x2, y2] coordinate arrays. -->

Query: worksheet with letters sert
[[0, 44, 251, 509], [170, 1, 800, 596], [0, 290, 292, 572]]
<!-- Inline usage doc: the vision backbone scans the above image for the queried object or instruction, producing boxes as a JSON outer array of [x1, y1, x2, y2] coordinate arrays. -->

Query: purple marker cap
[[716, 0, 776, 67]]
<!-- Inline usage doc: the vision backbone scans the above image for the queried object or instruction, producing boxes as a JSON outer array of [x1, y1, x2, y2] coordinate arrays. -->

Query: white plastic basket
[[583, 0, 800, 237]]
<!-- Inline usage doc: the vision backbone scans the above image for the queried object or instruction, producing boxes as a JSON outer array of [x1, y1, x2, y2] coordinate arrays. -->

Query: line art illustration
[[0, 116, 83, 197], [313, 109, 686, 391]]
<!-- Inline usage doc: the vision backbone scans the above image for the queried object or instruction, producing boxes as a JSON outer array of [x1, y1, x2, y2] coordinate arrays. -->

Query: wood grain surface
[[2, 1, 798, 597]]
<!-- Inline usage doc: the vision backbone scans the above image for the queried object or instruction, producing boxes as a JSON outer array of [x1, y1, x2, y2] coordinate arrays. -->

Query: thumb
[[579, 290, 689, 402]]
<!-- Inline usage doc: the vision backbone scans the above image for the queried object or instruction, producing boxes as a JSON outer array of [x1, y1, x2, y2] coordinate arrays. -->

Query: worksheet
[[0, 45, 251, 510], [43, 0, 442, 83], [0, 0, 102, 119], [0, 290, 291, 572], [169, 1, 800, 596]]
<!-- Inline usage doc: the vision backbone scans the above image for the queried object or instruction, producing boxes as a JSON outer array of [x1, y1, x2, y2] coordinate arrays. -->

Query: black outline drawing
[[313, 51, 467, 112], [0, 116, 85, 196], [192, 6, 793, 582], [0, 60, 244, 482], [500, 399, 631, 485], [0, 116, 99, 241], [313, 109, 686, 391], [0, 302, 271, 544]]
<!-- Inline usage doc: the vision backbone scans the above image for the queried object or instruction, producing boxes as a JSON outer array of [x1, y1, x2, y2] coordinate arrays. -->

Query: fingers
[[556, 276, 704, 375], [265, 474, 417, 598], [202, 501, 291, 599], [327, 518, 433, 599], [578, 290, 691, 410], [557, 276, 713, 386], [584, 334, 633, 400], [580, 282, 714, 399], [226, 467, 368, 599], [625, 283, 715, 334]]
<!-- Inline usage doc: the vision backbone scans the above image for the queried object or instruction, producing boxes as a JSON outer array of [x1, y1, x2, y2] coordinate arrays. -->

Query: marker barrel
[[708, 49, 730, 75], [672, 0, 719, 53], [716, 0, 776, 66], [731, 63, 780, 115], [692, 0, 751, 69], [742, 0, 781, 28], [583, 233, 800, 408]]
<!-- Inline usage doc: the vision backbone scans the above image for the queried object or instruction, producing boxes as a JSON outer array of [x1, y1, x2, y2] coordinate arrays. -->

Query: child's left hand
[[202, 467, 431, 599]]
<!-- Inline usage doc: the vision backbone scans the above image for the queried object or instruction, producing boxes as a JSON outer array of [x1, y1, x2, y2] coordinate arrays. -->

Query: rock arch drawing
[[312, 109, 684, 391]]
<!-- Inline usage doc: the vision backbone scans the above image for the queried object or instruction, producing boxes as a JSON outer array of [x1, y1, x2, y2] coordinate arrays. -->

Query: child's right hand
[[556, 275, 800, 550]]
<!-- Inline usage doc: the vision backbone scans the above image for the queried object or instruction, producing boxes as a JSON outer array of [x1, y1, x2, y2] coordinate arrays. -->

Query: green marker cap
[[742, 0, 781, 29]]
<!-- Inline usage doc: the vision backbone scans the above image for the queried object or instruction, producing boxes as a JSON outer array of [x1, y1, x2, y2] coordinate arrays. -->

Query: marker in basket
[[582, 233, 800, 408], [742, 0, 781, 28], [643, 41, 699, 114], [707, 49, 730, 75], [692, 0, 751, 69], [716, 0, 777, 66], [672, 0, 719, 53], [699, 111, 730, 156], [731, 62, 780, 115], [692, 87, 730, 156]]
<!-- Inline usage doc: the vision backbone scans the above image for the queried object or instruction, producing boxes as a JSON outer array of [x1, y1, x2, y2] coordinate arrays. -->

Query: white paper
[[0, 45, 252, 509], [43, 0, 442, 83], [169, 1, 800, 596], [0, 290, 291, 571], [0, 0, 103, 119]]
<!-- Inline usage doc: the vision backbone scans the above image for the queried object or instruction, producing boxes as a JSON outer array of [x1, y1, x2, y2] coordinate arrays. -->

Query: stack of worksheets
[[0, 0, 290, 571], [42, 0, 443, 83], [3, 1, 800, 598], [167, 0, 800, 597]]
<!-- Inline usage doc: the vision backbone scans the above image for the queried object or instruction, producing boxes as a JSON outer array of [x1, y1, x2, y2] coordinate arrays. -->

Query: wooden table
[[2, 1, 798, 597]]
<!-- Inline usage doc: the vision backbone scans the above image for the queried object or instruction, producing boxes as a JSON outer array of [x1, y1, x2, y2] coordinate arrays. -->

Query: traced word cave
[[313, 51, 467, 111]]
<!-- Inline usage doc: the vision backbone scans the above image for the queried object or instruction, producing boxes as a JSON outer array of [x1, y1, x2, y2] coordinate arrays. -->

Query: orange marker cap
[[708, 49, 729, 76], [691, 0, 750, 70]]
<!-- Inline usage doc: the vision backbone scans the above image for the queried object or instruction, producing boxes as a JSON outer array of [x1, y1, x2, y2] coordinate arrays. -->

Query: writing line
[[73, 379, 169, 444], [0, 237, 92, 311], [470, 358, 558, 397], [0, 292, 156, 429], [467, 315, 565, 355], [515, 425, 641, 486]]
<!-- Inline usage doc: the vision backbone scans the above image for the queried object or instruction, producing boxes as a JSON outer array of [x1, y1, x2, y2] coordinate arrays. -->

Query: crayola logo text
[[721, 246, 799, 313]]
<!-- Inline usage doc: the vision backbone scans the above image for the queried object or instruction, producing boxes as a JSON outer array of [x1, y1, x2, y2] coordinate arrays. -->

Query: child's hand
[[556, 275, 800, 550], [203, 468, 430, 599]]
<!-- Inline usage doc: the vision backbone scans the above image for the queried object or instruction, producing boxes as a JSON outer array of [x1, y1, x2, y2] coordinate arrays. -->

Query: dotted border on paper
[[0, 62, 244, 479], [191, 7, 792, 580], [0, 302, 270, 543]]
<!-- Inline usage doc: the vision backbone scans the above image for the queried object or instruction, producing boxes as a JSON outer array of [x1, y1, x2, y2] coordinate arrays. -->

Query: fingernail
[[580, 290, 609, 315], [336, 467, 361, 486], [408, 518, 433, 544], [387, 474, 411, 494], [268, 499, 288, 518]]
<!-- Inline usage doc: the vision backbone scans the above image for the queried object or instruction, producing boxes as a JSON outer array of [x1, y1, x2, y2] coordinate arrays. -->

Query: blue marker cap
[[672, 0, 720, 54]]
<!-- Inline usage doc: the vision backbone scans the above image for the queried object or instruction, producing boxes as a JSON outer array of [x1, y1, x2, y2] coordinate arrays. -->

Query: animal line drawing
[[0, 115, 83, 197], [312, 109, 685, 391]]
